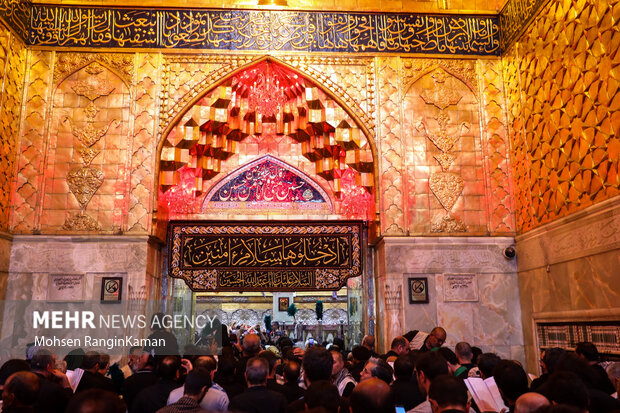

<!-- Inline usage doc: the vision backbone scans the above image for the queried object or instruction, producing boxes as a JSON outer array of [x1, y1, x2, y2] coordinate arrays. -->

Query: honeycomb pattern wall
[[503, 0, 620, 232]]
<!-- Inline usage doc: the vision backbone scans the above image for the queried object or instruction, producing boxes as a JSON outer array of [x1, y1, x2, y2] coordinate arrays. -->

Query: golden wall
[[6, 52, 516, 239], [0, 22, 26, 232], [503, 0, 620, 233]]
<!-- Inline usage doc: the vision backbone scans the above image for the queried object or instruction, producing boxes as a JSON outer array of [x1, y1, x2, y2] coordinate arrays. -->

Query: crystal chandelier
[[247, 64, 287, 118]]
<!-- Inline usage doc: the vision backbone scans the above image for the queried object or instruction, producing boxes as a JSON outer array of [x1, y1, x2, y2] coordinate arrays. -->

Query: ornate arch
[[154, 55, 379, 216]]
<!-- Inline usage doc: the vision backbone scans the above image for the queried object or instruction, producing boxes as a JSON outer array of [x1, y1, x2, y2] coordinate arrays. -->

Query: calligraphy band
[[168, 221, 363, 291]]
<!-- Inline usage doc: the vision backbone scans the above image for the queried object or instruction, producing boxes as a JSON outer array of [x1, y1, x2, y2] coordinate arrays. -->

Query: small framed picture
[[408, 277, 429, 304], [278, 297, 290, 312], [101, 277, 123, 303]]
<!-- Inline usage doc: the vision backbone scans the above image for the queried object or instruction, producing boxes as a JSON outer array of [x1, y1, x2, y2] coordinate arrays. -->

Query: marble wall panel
[[376, 237, 523, 362], [0, 233, 11, 303], [516, 197, 620, 372]]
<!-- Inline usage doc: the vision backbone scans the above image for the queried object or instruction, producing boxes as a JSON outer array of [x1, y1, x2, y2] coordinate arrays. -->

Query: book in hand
[[464, 376, 508, 413]]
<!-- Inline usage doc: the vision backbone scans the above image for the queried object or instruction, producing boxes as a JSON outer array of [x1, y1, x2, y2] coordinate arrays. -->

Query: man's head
[[437, 347, 459, 374], [127, 346, 142, 372], [360, 357, 393, 384], [352, 346, 371, 364], [428, 375, 470, 413], [0, 359, 30, 387], [493, 360, 528, 407], [81, 351, 101, 372], [330, 349, 345, 377], [98, 354, 110, 375], [606, 362, 620, 395], [194, 355, 217, 379], [540, 347, 566, 375], [304, 380, 340, 413], [158, 355, 181, 381], [30, 349, 55, 373], [245, 356, 269, 386], [477, 353, 501, 379], [455, 342, 473, 364], [575, 342, 599, 363], [393, 355, 414, 381], [242, 333, 261, 357], [515, 392, 550, 413], [258, 349, 280, 378], [284, 359, 301, 384], [390, 336, 410, 356], [349, 377, 393, 413], [425, 327, 446, 350], [544, 371, 588, 412], [2, 371, 40, 409], [362, 335, 375, 351], [184, 367, 212, 401], [415, 352, 449, 396], [302, 346, 333, 385]]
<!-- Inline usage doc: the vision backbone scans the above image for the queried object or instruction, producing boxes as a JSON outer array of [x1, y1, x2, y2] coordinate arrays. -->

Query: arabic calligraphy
[[218, 270, 313, 289], [499, 0, 544, 50], [0, 0, 29, 39], [168, 221, 363, 291], [182, 235, 351, 268], [210, 159, 326, 204], [21, 6, 500, 55]]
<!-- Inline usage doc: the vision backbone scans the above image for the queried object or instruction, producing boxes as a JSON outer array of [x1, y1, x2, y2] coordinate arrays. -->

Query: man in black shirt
[[30, 350, 72, 413], [229, 357, 287, 413]]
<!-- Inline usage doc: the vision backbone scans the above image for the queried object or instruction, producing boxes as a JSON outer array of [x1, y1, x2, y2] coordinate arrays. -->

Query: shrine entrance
[[155, 57, 377, 350]]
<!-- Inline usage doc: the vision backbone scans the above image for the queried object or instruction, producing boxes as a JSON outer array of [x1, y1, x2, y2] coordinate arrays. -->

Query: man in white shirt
[[167, 356, 229, 412]]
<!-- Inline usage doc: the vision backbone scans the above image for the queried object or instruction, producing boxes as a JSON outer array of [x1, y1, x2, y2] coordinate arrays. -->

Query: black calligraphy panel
[[499, 0, 545, 51], [182, 234, 351, 269], [22, 5, 500, 55], [0, 0, 30, 39], [168, 221, 363, 291]]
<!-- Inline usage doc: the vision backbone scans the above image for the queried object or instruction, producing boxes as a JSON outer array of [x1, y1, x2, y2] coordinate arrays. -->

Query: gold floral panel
[[503, 0, 620, 232], [43, 55, 132, 233], [0, 23, 26, 232], [402, 59, 488, 234]]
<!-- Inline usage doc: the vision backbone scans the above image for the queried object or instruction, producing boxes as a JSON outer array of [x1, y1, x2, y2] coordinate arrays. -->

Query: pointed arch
[[202, 155, 334, 213], [154, 55, 379, 214]]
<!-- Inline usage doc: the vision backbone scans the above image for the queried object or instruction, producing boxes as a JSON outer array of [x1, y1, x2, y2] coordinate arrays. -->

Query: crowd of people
[[0, 324, 619, 413]]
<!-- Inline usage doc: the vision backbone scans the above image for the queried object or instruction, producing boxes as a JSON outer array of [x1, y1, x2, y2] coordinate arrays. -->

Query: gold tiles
[[0, 24, 26, 232], [503, 0, 620, 232]]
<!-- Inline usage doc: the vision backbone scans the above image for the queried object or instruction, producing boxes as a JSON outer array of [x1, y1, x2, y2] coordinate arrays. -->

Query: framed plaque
[[278, 297, 290, 312], [408, 277, 429, 304], [101, 277, 123, 303], [47, 274, 84, 301], [443, 274, 479, 302]]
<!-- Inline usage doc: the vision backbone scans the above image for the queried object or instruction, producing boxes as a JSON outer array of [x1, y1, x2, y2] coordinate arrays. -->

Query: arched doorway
[[154, 57, 378, 350]]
